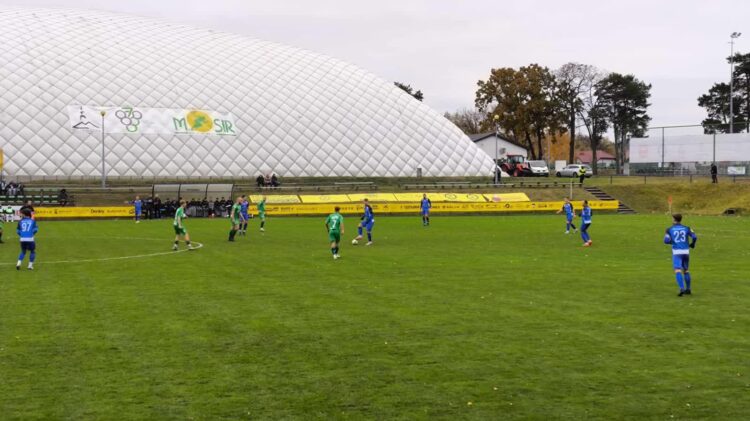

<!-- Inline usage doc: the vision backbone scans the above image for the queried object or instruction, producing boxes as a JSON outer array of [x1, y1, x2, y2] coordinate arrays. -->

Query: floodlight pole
[[729, 32, 741, 133], [100, 110, 107, 189], [493, 114, 500, 185]]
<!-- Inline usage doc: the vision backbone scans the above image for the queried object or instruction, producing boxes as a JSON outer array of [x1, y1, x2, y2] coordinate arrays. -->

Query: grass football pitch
[[0, 214, 748, 420]]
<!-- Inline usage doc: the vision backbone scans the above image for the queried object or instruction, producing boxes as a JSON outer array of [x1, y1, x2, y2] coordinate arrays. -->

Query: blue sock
[[684, 272, 691, 290], [675, 272, 685, 290], [566, 223, 570, 231], [367, 232, 372, 242], [18, 251, 26, 261], [358, 227, 363, 236], [30, 252, 36, 263]]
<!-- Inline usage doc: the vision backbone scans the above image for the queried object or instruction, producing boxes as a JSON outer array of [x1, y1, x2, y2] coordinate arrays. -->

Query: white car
[[528, 160, 550, 177], [556, 164, 592, 178]]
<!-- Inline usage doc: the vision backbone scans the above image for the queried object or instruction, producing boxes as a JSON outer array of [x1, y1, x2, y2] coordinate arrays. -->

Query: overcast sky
[[3, 0, 748, 131]]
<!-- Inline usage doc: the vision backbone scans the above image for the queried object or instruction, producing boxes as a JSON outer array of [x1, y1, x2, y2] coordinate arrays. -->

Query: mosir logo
[[173, 110, 235, 135]]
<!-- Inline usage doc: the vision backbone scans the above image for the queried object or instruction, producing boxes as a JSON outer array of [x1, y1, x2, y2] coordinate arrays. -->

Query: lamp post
[[100, 110, 107, 189], [730, 32, 741, 133], [493, 114, 500, 184]]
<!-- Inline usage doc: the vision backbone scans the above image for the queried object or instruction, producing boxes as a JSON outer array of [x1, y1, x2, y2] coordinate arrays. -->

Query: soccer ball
[[351, 239, 359, 245]]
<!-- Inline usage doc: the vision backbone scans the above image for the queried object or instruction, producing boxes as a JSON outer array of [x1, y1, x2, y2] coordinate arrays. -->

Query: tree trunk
[[536, 128, 545, 162], [568, 104, 576, 164], [525, 132, 537, 159], [613, 125, 621, 174], [591, 139, 598, 175]]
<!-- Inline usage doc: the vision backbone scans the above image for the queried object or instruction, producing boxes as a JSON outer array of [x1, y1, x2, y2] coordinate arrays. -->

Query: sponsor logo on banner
[[68, 105, 237, 136], [35, 207, 134, 219]]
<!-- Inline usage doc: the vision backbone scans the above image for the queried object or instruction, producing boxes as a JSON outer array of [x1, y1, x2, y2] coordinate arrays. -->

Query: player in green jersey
[[257, 195, 267, 232], [172, 200, 194, 250], [325, 206, 345, 259], [228, 196, 242, 242]]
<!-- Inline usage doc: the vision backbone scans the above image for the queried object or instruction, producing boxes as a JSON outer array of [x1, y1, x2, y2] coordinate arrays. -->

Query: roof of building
[[577, 150, 615, 163], [469, 132, 528, 151]]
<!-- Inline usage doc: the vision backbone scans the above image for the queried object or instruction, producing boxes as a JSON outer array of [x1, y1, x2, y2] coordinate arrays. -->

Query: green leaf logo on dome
[[186, 110, 214, 133]]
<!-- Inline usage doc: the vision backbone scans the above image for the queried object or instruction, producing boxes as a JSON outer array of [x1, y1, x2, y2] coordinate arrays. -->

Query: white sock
[[16, 260, 21, 267]]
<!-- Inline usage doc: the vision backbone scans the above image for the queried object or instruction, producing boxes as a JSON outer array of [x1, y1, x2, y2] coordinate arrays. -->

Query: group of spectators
[[256, 173, 280, 188], [135, 196, 240, 219], [0, 180, 25, 197]]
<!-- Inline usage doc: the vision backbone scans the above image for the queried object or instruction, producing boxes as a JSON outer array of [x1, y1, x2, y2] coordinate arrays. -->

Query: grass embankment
[[599, 183, 750, 215]]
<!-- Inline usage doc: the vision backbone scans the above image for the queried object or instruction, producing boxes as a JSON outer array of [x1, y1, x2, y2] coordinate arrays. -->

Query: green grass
[[0, 215, 748, 420]]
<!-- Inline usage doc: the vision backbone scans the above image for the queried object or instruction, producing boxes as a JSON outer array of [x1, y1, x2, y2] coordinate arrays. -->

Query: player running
[[580, 200, 593, 247], [664, 214, 698, 296], [16, 208, 38, 270], [133, 196, 142, 223], [420, 194, 432, 226], [173, 200, 194, 251], [556, 198, 577, 234], [239, 195, 250, 236], [228, 197, 242, 242], [257, 195, 267, 232], [325, 206, 345, 260], [353, 198, 375, 246]]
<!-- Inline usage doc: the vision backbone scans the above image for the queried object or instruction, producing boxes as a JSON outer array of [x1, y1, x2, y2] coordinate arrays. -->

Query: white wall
[[630, 133, 750, 163], [474, 136, 528, 161]]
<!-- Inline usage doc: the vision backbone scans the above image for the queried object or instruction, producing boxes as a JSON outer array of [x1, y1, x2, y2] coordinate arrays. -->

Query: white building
[[469, 133, 529, 163], [0, 8, 494, 179]]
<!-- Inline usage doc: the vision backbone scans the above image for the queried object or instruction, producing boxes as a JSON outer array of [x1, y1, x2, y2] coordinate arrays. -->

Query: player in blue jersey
[[420, 194, 432, 226], [133, 196, 142, 223], [239, 195, 250, 236], [16, 208, 38, 270], [580, 200, 593, 247], [556, 198, 577, 234], [664, 214, 698, 296], [353, 198, 375, 246]]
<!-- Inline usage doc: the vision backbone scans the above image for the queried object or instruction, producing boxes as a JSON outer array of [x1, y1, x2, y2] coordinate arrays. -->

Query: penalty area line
[[0, 242, 204, 266]]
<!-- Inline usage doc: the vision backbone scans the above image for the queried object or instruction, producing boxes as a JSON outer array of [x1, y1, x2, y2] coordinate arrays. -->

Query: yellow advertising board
[[430, 193, 488, 202], [0, 148, 3, 172], [299, 194, 351, 203], [260, 200, 618, 216], [483, 193, 531, 202], [346, 193, 399, 202], [392, 193, 426, 202], [35, 206, 133, 219], [249, 195, 300, 204]]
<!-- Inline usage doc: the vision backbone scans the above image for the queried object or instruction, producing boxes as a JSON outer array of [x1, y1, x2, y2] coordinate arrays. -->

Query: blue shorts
[[241, 212, 249, 221], [566, 215, 574, 222], [421, 209, 430, 216], [20, 241, 36, 252], [672, 254, 690, 271], [360, 220, 374, 231]]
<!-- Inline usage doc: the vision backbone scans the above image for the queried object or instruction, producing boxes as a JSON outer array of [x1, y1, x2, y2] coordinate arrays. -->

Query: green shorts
[[174, 225, 187, 236], [259, 212, 266, 220], [230, 218, 240, 227], [328, 231, 341, 243]]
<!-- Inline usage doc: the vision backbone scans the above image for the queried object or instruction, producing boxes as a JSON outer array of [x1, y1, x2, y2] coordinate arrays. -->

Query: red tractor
[[500, 155, 533, 177]]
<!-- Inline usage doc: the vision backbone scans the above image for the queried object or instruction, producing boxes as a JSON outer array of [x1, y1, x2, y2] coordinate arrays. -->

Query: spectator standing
[[153, 195, 162, 219], [578, 166, 587, 186], [710, 163, 718, 184], [256, 174, 265, 188]]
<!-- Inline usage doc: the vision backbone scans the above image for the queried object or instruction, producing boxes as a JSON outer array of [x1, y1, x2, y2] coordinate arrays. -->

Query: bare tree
[[577, 69, 609, 174], [555, 63, 600, 163], [444, 108, 486, 135]]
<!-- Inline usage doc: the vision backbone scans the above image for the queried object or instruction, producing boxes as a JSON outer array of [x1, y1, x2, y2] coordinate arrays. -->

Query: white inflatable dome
[[0, 8, 494, 178]]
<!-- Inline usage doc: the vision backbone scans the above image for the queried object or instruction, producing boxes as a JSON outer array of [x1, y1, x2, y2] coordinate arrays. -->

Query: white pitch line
[[0, 242, 204, 266]]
